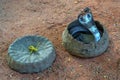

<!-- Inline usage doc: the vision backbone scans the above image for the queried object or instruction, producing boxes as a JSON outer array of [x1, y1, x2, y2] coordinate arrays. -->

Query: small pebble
[[103, 75, 108, 78], [74, 1, 78, 4], [79, 64, 83, 67], [36, 77, 40, 80], [68, 58, 71, 61], [107, 58, 111, 61]]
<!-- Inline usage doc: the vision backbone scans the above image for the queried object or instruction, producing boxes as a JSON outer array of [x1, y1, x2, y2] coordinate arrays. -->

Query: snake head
[[78, 7, 101, 42], [78, 7, 93, 24], [84, 7, 91, 13]]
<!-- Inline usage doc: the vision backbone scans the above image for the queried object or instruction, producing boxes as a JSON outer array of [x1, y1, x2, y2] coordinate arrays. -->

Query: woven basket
[[62, 20, 109, 58]]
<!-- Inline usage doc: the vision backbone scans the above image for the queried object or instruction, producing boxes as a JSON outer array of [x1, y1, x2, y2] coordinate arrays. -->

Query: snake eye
[[80, 17, 84, 21], [80, 17, 86, 22], [87, 13, 91, 18]]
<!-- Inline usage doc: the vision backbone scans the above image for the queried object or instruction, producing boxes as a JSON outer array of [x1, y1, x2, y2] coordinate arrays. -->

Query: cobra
[[78, 7, 101, 42]]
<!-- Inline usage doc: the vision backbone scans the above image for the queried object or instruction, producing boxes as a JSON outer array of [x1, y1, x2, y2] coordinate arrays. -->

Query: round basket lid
[[7, 35, 56, 73]]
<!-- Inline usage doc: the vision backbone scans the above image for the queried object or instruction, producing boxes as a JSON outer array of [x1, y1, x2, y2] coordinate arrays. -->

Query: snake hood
[[78, 7, 101, 42]]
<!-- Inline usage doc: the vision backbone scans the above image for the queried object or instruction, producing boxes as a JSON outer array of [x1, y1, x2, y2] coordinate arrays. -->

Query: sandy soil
[[0, 0, 120, 80]]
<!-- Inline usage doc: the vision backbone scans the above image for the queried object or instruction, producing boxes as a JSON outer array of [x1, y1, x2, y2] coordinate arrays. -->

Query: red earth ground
[[0, 0, 120, 80]]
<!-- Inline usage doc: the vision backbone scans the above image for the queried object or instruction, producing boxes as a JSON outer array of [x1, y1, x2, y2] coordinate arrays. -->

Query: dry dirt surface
[[0, 0, 120, 80]]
